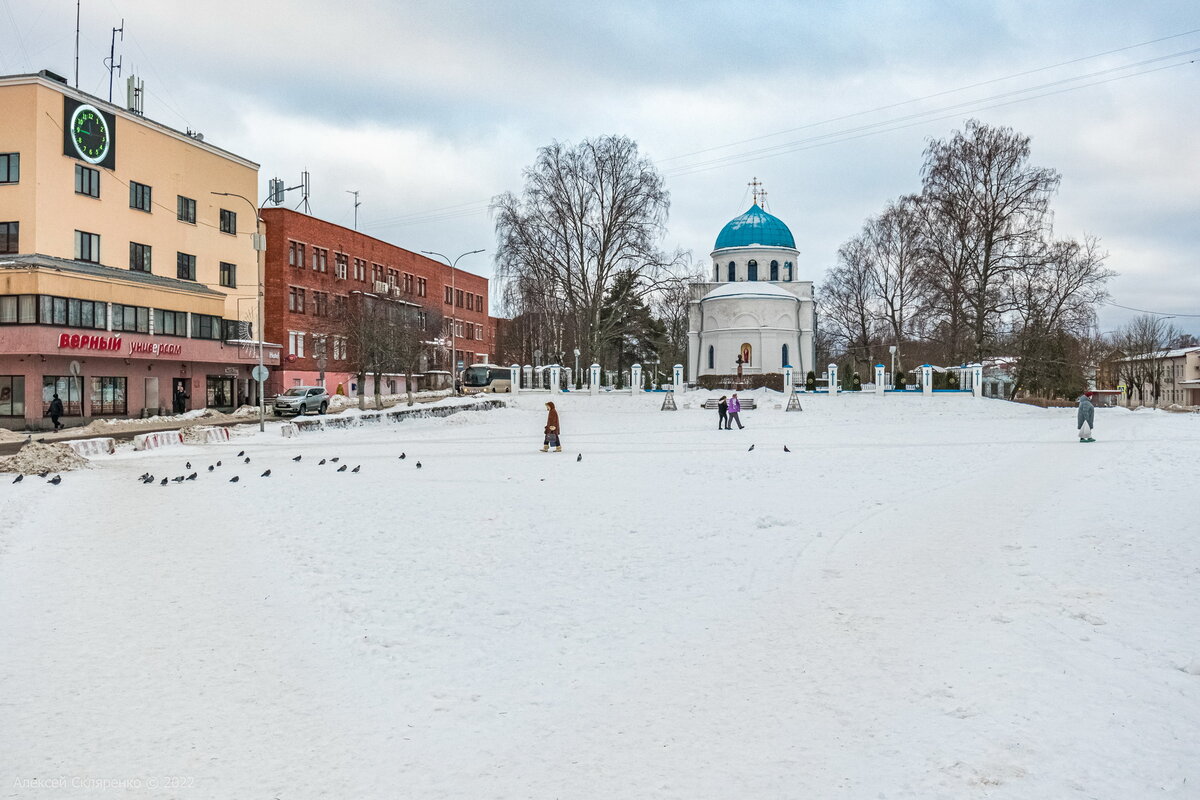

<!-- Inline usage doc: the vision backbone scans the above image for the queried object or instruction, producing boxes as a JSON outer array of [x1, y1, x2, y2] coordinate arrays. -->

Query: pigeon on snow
[[415, 461, 422, 469], [160, 477, 169, 486], [351, 465, 361, 473], [577, 454, 582, 462], [49, 475, 62, 485], [399, 453, 406, 460], [318, 458, 326, 465], [237, 450, 245, 457], [783, 445, 791, 452], [261, 469, 272, 477], [336, 465, 347, 472], [748, 444, 755, 452], [186, 473, 197, 480], [292, 455, 302, 462], [229, 475, 240, 483], [12, 474, 23, 484], [185, 461, 191, 469]]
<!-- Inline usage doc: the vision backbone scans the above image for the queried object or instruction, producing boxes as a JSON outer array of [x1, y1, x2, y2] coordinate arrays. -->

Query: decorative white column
[[921, 364, 933, 396], [523, 365, 532, 390], [510, 364, 521, 395], [631, 364, 643, 393], [827, 363, 838, 397], [590, 363, 600, 396], [673, 364, 684, 393], [972, 363, 983, 398], [783, 365, 794, 395], [549, 364, 562, 393], [874, 364, 885, 395]]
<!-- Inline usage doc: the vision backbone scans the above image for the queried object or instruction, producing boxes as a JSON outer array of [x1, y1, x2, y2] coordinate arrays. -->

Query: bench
[[701, 398, 757, 410]]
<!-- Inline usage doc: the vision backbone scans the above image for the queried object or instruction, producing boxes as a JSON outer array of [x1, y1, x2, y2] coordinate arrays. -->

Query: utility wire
[[1104, 300, 1200, 318]]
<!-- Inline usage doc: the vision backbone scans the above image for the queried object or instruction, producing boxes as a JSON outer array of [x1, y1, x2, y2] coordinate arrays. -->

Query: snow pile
[[0, 428, 28, 443], [0, 441, 90, 474], [73, 408, 223, 436]]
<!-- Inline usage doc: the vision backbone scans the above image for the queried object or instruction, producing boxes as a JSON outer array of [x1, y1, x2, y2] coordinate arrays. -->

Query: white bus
[[461, 364, 513, 394]]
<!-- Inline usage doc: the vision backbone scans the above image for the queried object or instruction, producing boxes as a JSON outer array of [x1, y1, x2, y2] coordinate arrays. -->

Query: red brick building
[[260, 208, 492, 397]]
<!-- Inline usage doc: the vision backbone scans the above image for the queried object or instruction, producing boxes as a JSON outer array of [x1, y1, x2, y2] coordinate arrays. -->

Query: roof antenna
[[105, 19, 124, 103], [74, 1, 81, 88], [347, 190, 361, 230], [747, 176, 763, 206]]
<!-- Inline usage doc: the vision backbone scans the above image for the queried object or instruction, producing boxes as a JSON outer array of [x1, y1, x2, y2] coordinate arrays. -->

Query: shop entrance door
[[144, 377, 160, 416], [172, 378, 189, 414]]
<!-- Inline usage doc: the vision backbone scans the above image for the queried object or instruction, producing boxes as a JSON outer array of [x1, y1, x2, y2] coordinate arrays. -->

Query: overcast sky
[[5, 0, 1198, 336]]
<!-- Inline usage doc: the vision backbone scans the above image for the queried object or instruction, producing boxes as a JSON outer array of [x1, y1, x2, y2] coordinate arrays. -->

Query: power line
[[1104, 301, 1200, 318]]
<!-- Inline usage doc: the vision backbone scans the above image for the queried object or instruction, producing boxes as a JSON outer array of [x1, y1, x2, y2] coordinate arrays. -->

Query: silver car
[[273, 386, 330, 416]]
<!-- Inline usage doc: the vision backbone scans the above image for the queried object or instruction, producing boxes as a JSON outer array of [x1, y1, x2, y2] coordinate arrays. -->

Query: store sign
[[57, 333, 184, 357], [58, 333, 122, 351]]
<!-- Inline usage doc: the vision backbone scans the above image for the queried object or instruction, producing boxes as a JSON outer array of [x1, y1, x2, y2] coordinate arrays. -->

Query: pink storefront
[[0, 326, 278, 431]]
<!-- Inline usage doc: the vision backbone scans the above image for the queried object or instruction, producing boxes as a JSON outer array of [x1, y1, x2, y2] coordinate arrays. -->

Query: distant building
[[1104, 346, 1200, 408], [686, 195, 816, 384], [260, 208, 493, 397], [0, 70, 272, 428]]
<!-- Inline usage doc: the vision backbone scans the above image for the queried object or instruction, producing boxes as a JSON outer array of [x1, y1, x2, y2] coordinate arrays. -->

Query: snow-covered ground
[[1, 391, 1197, 799]]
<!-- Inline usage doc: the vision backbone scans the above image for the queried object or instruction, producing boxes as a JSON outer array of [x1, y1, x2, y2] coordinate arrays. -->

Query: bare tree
[[921, 120, 1061, 361], [1112, 314, 1180, 406], [861, 195, 929, 373], [819, 235, 878, 374], [651, 268, 703, 372], [493, 135, 686, 367]]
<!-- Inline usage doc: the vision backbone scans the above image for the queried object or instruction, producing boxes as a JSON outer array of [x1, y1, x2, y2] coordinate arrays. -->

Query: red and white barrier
[[133, 430, 183, 451], [191, 426, 231, 443], [280, 423, 297, 438], [62, 438, 116, 458]]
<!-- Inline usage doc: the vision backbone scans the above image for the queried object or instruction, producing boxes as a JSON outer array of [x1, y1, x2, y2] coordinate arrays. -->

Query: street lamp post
[[421, 249, 484, 393], [211, 191, 266, 432]]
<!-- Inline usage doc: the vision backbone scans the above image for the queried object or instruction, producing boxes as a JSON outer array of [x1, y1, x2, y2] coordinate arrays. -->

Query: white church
[[686, 186, 816, 384]]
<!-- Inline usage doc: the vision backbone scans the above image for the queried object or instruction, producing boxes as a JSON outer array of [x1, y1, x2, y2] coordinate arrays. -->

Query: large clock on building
[[63, 97, 117, 169]]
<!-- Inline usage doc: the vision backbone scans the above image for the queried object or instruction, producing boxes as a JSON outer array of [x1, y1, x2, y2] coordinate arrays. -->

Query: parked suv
[[273, 386, 330, 416]]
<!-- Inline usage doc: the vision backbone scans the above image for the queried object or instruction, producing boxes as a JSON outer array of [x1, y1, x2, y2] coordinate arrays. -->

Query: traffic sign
[[251, 365, 270, 382], [69, 360, 81, 376]]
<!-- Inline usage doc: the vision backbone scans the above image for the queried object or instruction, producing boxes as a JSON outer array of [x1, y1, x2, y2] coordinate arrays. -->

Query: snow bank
[[0, 441, 90, 474]]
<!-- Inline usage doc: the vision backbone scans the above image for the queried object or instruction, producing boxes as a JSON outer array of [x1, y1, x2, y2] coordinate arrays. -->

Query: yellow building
[[0, 70, 275, 429]]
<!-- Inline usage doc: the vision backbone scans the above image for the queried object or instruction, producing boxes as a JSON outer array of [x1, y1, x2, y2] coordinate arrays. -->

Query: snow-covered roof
[[1116, 347, 1200, 362], [701, 282, 798, 302]]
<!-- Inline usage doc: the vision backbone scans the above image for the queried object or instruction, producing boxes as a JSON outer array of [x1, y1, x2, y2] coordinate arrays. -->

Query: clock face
[[70, 104, 111, 164]]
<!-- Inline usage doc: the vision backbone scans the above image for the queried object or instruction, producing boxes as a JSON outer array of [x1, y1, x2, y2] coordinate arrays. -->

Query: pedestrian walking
[[1077, 391, 1096, 443], [717, 395, 728, 430], [727, 393, 744, 430], [541, 401, 562, 452], [48, 393, 64, 430], [173, 384, 189, 414]]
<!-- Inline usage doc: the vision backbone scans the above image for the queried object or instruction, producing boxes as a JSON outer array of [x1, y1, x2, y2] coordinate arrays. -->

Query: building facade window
[[26, 295, 107, 329], [332, 294, 346, 319], [288, 331, 305, 358], [177, 195, 196, 223], [219, 261, 236, 288], [713, 262, 719, 281], [75, 230, 100, 263], [334, 252, 348, 279], [176, 252, 196, 281], [708, 346, 714, 370], [353, 258, 366, 281], [727, 262, 736, 281], [0, 295, 39, 324], [111, 303, 150, 333], [191, 313, 222, 340], [75, 164, 99, 197], [747, 260, 758, 281], [288, 286, 306, 314], [0, 375, 25, 416], [289, 240, 304, 267], [372, 263, 385, 284], [43, 376, 82, 416], [90, 376, 128, 415], [770, 260, 779, 281], [312, 247, 328, 272], [129, 242, 152, 272], [219, 208, 237, 235], [333, 336, 347, 360], [0, 221, 17, 254], [476, 294, 484, 313], [466, 293, 474, 311], [417, 277, 427, 297], [387, 268, 399, 287], [154, 309, 187, 336], [784, 261, 793, 281], [130, 181, 152, 212], [312, 291, 328, 317], [0, 153, 18, 184], [444, 285, 453, 304], [402, 273, 413, 294], [782, 343, 789, 367]]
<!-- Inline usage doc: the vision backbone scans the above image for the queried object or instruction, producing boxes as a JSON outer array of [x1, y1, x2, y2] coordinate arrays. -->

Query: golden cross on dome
[[748, 177, 763, 206]]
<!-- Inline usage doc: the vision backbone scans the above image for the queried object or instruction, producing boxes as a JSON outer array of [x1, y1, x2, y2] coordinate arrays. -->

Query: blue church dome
[[714, 204, 795, 250]]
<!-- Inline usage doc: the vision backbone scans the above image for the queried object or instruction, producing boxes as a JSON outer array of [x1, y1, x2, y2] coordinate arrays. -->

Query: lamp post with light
[[421, 249, 484, 392], [211, 191, 266, 432]]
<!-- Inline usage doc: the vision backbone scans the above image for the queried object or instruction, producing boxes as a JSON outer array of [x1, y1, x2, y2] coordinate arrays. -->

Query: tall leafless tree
[[493, 135, 686, 367], [861, 195, 929, 373], [820, 235, 878, 374], [921, 120, 1061, 361], [1111, 314, 1180, 406]]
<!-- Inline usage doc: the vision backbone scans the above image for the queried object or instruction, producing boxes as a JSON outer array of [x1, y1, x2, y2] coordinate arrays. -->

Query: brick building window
[[288, 331, 304, 358], [332, 295, 347, 318], [476, 294, 484, 313], [333, 336, 347, 360], [219, 261, 237, 288], [289, 240, 304, 267], [387, 269, 399, 288], [220, 209, 237, 235], [372, 263, 385, 284], [456, 289, 464, 307], [402, 273, 413, 294], [129, 242, 152, 272], [288, 287, 306, 314], [313, 291, 328, 317], [354, 258, 367, 281], [176, 252, 196, 280], [177, 195, 196, 223], [312, 247, 327, 272], [444, 285, 452, 304], [334, 252, 348, 279], [466, 293, 474, 311], [417, 277, 427, 297], [130, 181, 152, 212]]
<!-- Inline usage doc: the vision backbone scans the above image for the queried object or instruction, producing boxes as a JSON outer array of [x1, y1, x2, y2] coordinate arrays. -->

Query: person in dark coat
[[174, 385, 189, 414], [1077, 392, 1096, 442], [717, 396, 728, 430], [541, 401, 561, 452], [48, 393, 65, 430]]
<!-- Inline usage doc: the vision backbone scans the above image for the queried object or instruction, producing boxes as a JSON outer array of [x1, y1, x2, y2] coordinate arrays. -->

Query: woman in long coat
[[542, 401, 562, 452]]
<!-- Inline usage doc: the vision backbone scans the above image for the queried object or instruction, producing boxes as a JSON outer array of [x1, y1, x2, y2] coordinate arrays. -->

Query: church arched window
[[770, 260, 779, 281], [782, 344, 789, 367], [784, 261, 793, 281], [707, 346, 714, 370], [747, 260, 758, 281], [713, 262, 719, 281], [727, 261, 736, 282]]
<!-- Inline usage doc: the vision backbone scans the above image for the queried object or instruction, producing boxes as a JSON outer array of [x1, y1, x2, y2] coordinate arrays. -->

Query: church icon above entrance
[[687, 183, 816, 385]]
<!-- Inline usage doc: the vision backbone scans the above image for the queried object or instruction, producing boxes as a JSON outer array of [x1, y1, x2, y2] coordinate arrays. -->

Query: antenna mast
[[105, 19, 124, 102], [347, 190, 361, 230], [297, 170, 311, 214], [74, 1, 81, 88]]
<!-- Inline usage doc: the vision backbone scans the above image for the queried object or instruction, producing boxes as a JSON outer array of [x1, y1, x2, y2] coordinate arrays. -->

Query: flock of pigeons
[[10, 471, 61, 485], [135, 449, 425, 486]]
